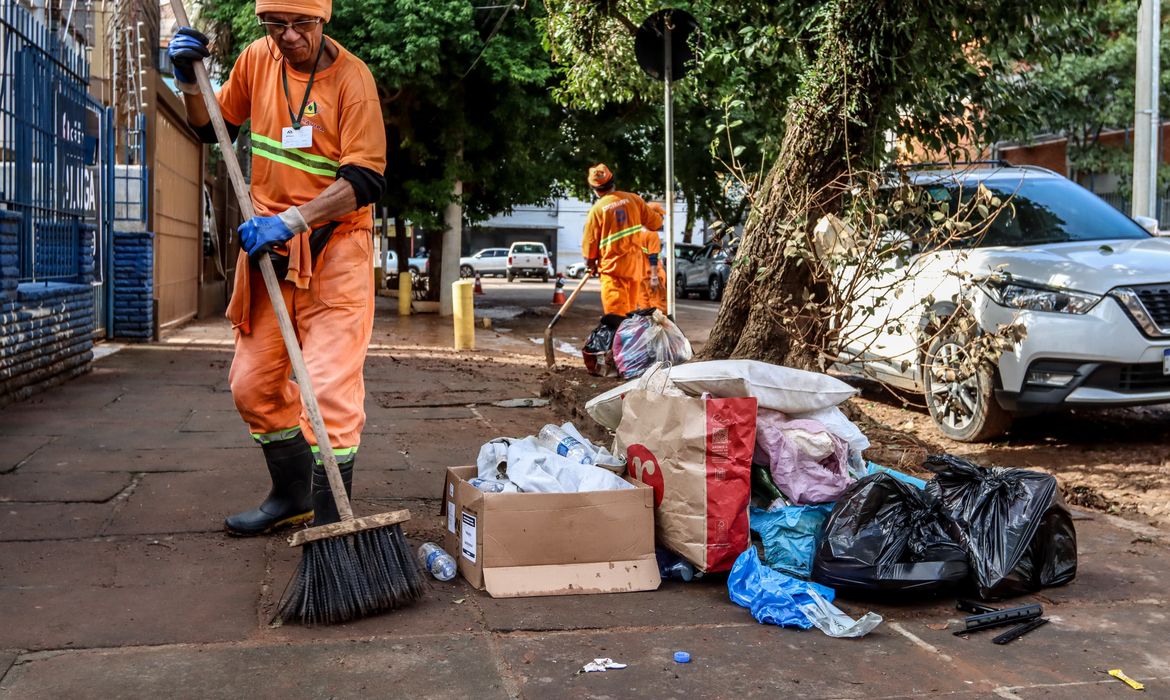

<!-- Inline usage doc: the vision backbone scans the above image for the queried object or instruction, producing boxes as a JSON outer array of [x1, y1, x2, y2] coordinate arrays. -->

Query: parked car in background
[[459, 248, 510, 278], [675, 240, 733, 301], [835, 164, 1170, 442], [566, 261, 589, 279], [379, 250, 430, 286], [506, 241, 551, 282]]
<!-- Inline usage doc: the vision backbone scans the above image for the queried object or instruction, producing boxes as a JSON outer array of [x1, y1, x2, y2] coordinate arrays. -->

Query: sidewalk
[[2, 299, 1169, 698]]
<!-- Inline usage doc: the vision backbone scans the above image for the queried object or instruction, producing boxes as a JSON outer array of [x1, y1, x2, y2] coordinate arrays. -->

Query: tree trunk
[[702, 0, 917, 369], [683, 194, 696, 244]]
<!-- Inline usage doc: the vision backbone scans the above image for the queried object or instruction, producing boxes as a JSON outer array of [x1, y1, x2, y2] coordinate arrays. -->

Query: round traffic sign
[[634, 8, 700, 82]]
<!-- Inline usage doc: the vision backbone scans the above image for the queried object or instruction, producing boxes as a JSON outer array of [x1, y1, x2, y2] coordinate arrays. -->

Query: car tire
[[460, 265, 473, 278], [676, 274, 687, 299], [922, 328, 1012, 442], [707, 275, 723, 302], [507, 272, 515, 282], [542, 273, 550, 283], [409, 266, 420, 275]]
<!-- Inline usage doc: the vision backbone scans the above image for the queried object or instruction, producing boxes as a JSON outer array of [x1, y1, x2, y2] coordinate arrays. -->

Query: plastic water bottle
[[418, 543, 456, 581], [662, 560, 697, 582], [468, 477, 506, 493], [537, 424, 592, 464]]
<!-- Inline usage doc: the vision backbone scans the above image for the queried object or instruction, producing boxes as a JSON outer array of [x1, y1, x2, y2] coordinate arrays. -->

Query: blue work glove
[[167, 27, 210, 94], [648, 253, 659, 267], [239, 214, 297, 260]]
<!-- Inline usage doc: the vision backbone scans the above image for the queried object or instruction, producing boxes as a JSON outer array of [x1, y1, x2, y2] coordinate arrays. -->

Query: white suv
[[837, 165, 1170, 441]]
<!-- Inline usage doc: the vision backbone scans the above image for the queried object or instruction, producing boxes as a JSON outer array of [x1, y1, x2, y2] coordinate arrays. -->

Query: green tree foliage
[[994, 0, 1170, 192], [205, 0, 564, 227], [543, 0, 1084, 363]]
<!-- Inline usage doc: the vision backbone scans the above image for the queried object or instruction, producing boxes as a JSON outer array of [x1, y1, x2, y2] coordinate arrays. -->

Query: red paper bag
[[615, 390, 757, 572]]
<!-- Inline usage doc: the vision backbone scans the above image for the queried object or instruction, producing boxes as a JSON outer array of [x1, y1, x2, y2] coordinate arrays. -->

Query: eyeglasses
[[257, 17, 321, 36]]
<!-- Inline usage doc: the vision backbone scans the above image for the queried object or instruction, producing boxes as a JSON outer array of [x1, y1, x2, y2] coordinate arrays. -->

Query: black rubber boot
[[224, 435, 314, 536], [311, 456, 354, 526]]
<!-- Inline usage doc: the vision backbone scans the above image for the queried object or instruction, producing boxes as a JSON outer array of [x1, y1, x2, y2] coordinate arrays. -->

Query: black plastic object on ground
[[811, 472, 969, 594], [582, 314, 625, 376], [924, 454, 1077, 600]]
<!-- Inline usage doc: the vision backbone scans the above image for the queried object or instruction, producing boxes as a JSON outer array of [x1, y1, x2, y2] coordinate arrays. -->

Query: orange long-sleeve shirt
[[582, 191, 664, 278]]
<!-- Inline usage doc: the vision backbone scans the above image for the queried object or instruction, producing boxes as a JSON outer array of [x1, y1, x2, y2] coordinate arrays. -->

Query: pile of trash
[[474, 422, 629, 494], [442, 357, 1077, 641], [583, 309, 692, 379], [586, 359, 1079, 637]]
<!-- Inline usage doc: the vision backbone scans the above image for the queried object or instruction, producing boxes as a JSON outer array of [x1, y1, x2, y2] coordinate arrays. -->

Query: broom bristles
[[275, 523, 425, 626]]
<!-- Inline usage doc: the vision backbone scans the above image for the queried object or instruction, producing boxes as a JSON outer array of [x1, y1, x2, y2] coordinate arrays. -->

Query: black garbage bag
[[582, 314, 625, 377], [924, 454, 1077, 600], [811, 472, 969, 595]]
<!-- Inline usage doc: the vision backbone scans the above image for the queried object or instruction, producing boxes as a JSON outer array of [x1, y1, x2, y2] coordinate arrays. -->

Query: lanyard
[[281, 39, 326, 129]]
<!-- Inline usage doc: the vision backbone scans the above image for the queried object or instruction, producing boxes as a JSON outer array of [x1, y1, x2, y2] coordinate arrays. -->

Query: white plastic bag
[[496, 437, 633, 494], [587, 360, 858, 430], [799, 589, 883, 638]]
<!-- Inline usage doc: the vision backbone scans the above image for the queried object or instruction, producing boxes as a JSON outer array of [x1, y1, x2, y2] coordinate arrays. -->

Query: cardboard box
[[441, 466, 661, 598]]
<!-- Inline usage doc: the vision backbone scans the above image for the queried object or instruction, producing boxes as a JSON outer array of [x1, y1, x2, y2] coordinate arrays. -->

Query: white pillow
[[586, 359, 857, 430]]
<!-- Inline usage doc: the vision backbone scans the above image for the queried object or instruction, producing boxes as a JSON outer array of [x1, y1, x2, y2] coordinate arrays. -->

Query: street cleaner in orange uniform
[[168, 0, 386, 535], [638, 202, 668, 314], [581, 164, 663, 316]]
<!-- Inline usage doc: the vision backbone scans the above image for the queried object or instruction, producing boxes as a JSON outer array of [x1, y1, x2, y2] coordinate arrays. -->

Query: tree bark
[[702, 0, 917, 369], [394, 215, 409, 275]]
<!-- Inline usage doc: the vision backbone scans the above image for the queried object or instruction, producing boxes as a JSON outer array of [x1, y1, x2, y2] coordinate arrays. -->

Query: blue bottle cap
[[674, 651, 691, 664]]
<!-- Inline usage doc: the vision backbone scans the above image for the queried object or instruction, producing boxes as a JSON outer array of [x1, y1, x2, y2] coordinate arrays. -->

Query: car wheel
[[675, 274, 687, 299], [707, 275, 723, 302], [460, 265, 473, 278], [507, 272, 515, 282], [922, 329, 1012, 442], [542, 273, 550, 283]]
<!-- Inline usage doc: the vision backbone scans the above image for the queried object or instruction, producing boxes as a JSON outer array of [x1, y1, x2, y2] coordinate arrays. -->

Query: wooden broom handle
[[169, 0, 353, 522]]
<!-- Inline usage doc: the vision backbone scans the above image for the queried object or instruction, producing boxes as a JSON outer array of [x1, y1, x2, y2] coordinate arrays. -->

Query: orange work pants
[[600, 273, 640, 316], [228, 231, 374, 455]]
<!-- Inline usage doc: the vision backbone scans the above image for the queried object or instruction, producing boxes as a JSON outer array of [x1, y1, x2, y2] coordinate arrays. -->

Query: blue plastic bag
[[866, 462, 927, 489], [749, 504, 833, 579], [728, 548, 836, 629]]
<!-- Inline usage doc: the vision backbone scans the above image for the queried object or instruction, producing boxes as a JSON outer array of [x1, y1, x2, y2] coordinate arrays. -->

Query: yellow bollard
[[398, 272, 412, 316], [452, 279, 475, 350]]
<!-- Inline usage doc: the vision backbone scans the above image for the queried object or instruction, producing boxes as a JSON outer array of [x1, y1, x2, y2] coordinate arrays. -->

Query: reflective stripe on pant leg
[[294, 230, 374, 453], [251, 426, 302, 444], [229, 266, 301, 437]]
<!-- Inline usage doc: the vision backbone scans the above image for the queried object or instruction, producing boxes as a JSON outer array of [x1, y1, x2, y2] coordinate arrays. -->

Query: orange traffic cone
[[551, 274, 566, 305], [474, 272, 484, 295]]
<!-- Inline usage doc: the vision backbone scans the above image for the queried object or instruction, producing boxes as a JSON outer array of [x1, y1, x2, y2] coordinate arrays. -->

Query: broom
[[169, 0, 426, 624]]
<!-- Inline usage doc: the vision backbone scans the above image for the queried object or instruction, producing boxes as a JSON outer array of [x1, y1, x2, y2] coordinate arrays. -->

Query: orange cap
[[587, 163, 614, 188], [256, 0, 331, 21]]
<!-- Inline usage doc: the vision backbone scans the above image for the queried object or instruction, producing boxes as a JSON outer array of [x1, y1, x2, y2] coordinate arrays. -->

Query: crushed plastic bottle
[[468, 477, 506, 493], [656, 547, 701, 582], [537, 424, 593, 464], [418, 542, 457, 581]]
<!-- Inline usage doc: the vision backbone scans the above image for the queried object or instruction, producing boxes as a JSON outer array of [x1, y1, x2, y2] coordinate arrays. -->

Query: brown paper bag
[[615, 389, 757, 572]]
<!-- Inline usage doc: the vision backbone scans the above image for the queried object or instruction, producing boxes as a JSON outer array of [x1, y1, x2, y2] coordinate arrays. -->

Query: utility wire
[[460, 0, 524, 80]]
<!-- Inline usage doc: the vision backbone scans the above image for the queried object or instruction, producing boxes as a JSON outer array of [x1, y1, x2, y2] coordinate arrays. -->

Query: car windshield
[[920, 177, 1150, 248], [512, 244, 544, 254]]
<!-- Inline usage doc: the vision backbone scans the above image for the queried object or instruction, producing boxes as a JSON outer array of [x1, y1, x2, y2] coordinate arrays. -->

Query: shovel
[[544, 275, 591, 368]]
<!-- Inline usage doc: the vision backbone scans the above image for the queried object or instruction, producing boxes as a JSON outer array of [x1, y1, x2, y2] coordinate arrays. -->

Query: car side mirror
[[1134, 215, 1159, 235]]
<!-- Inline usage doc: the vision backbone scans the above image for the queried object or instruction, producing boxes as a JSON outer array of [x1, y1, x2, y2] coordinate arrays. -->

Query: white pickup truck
[[506, 242, 551, 282]]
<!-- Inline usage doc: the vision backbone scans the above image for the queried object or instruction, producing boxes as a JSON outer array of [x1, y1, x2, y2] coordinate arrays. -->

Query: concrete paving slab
[[495, 624, 981, 699], [0, 540, 117, 587], [476, 580, 749, 632], [0, 471, 131, 503], [176, 409, 251, 434], [0, 582, 259, 651], [15, 445, 258, 473], [0, 502, 114, 541], [0, 635, 508, 700], [1, 436, 54, 473], [0, 650, 16, 685], [0, 535, 267, 650], [102, 470, 267, 536]]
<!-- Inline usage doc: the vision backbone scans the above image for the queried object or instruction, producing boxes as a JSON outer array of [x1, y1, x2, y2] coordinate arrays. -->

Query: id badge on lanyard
[[282, 125, 312, 149]]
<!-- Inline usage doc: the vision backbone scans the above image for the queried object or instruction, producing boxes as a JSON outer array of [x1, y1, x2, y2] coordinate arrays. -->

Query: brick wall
[[0, 211, 96, 406], [111, 230, 154, 340]]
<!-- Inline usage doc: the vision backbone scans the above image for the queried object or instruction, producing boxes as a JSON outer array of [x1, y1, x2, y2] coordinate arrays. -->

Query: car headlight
[[983, 281, 1101, 314]]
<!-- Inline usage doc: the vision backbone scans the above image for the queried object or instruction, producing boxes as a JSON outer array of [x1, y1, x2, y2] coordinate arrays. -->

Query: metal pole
[[664, 18, 676, 318], [1133, 0, 1160, 220]]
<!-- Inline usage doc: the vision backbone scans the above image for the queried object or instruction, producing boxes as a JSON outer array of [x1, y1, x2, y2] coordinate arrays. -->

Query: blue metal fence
[[0, 0, 95, 284]]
